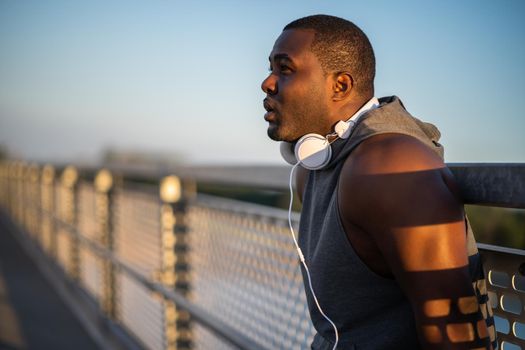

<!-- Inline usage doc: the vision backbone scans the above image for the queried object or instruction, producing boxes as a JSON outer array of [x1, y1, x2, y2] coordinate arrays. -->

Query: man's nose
[[261, 74, 277, 95]]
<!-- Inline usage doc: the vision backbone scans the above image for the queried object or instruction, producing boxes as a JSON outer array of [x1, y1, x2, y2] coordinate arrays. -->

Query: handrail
[[41, 162, 525, 207], [448, 163, 525, 208]]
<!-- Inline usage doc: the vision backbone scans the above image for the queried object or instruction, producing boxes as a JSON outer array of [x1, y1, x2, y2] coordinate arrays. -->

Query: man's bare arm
[[339, 134, 492, 349]]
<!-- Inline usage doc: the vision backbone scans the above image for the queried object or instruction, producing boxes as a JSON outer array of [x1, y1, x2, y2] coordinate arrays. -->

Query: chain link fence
[[0, 161, 315, 349]]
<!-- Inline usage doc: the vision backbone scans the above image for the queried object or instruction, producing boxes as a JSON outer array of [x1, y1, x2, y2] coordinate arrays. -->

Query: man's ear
[[332, 72, 354, 101]]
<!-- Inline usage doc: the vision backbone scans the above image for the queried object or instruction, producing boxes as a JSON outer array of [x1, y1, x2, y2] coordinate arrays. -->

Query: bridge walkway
[[0, 211, 99, 350]]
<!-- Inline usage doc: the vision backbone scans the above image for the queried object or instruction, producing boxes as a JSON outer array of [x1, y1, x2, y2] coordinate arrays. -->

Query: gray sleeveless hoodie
[[298, 96, 496, 349]]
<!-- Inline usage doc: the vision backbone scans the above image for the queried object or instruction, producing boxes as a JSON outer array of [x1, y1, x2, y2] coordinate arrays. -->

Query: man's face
[[261, 29, 331, 142]]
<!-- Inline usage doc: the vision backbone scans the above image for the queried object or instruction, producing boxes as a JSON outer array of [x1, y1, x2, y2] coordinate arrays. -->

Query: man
[[261, 15, 495, 349]]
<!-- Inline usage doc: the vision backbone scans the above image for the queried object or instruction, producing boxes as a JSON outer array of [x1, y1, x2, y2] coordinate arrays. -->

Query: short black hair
[[284, 14, 375, 96]]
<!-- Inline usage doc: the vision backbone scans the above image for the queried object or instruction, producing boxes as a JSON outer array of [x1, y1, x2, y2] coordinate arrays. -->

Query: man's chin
[[267, 125, 300, 143], [267, 125, 283, 141]]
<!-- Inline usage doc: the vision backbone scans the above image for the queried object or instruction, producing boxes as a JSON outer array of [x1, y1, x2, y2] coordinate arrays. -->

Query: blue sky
[[1, 0, 524, 165]]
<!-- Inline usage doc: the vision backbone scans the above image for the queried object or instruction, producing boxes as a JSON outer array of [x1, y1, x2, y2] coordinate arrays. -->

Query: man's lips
[[263, 99, 277, 122], [264, 110, 276, 122]]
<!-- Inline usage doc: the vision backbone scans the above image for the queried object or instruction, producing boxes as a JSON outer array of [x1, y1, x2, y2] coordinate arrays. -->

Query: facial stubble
[[267, 84, 329, 142]]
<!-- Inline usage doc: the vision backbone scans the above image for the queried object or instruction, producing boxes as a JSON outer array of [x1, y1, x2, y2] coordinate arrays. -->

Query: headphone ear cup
[[280, 142, 298, 165], [294, 133, 332, 170]]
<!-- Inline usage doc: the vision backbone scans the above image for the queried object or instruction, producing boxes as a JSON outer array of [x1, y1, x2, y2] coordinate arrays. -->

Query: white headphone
[[280, 97, 380, 170]]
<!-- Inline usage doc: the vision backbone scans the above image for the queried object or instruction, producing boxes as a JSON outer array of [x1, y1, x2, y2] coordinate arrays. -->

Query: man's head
[[284, 15, 375, 97], [261, 14, 375, 142]]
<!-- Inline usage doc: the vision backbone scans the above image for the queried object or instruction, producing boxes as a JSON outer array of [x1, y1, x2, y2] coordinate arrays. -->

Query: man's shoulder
[[341, 132, 445, 180], [337, 132, 449, 221]]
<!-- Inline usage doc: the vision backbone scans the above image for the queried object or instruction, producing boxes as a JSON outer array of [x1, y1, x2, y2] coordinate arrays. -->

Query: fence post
[[95, 169, 116, 319], [25, 163, 35, 234], [0, 161, 9, 209], [7, 162, 15, 218], [28, 164, 41, 242], [160, 175, 195, 350], [41, 165, 56, 257], [61, 166, 80, 281], [18, 162, 27, 228], [14, 162, 20, 222], [0, 162, 6, 208], [7, 162, 15, 219]]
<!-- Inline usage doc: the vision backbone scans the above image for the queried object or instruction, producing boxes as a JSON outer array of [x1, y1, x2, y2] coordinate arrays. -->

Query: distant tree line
[[466, 206, 525, 250], [0, 145, 8, 161]]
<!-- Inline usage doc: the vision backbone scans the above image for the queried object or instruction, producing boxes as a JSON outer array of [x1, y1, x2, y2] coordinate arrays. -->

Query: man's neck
[[331, 90, 368, 116], [329, 94, 375, 131]]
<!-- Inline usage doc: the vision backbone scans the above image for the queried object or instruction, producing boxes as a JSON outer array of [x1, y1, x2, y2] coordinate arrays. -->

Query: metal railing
[[0, 160, 523, 350]]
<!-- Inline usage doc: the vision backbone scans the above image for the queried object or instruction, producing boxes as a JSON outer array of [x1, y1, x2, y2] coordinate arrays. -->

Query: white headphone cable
[[288, 163, 339, 350]]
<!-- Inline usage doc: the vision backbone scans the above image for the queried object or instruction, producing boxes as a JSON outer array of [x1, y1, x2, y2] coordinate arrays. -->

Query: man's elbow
[[415, 306, 493, 349]]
